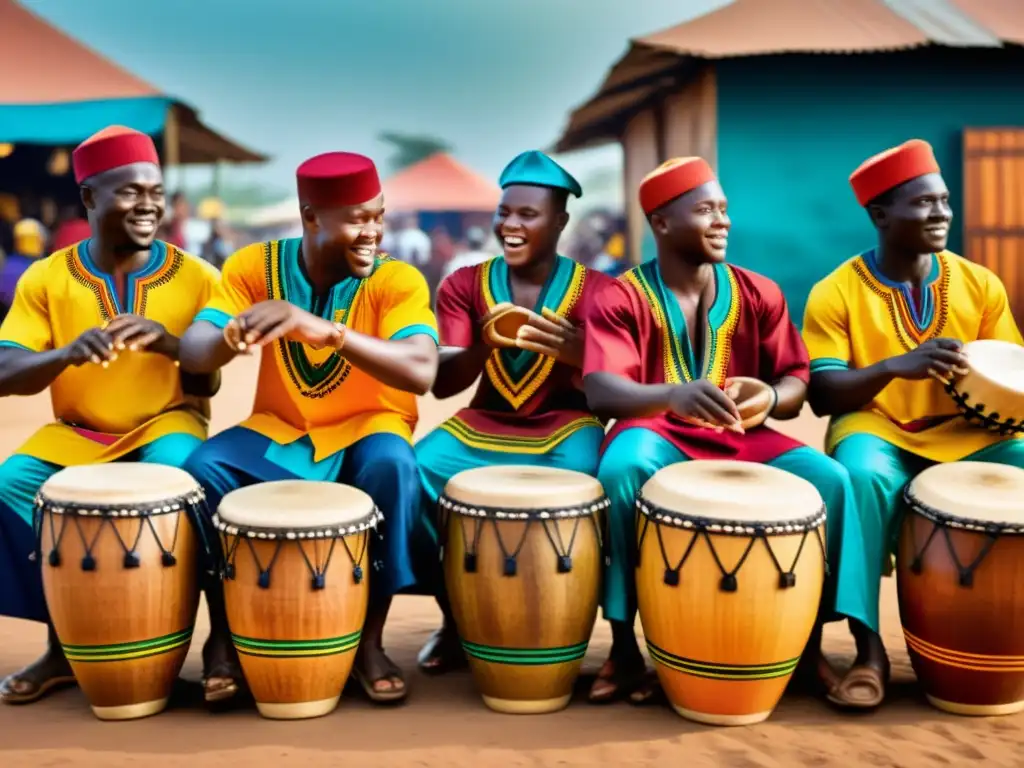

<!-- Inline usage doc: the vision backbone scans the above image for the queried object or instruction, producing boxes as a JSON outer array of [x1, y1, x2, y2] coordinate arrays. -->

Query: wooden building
[[553, 0, 1024, 322]]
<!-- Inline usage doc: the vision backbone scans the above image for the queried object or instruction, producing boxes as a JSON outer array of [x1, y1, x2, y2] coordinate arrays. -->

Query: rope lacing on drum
[[222, 529, 370, 590], [904, 492, 1002, 588], [491, 518, 532, 576], [945, 380, 1024, 436], [541, 517, 582, 573], [34, 499, 184, 572], [636, 514, 827, 591]]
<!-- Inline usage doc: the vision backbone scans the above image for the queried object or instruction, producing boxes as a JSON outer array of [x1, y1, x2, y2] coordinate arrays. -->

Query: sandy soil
[[1, 354, 1022, 767]]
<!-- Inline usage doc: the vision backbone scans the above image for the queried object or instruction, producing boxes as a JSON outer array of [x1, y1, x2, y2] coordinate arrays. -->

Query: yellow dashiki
[[803, 248, 1024, 461], [194, 239, 438, 460], [0, 240, 219, 464]]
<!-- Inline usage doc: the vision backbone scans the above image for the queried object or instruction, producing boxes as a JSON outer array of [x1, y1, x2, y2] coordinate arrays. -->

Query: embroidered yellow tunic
[[0, 240, 218, 465], [194, 239, 438, 461], [802, 249, 1024, 461]]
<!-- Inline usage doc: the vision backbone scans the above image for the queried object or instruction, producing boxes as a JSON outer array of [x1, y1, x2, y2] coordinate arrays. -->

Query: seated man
[[413, 151, 614, 674], [582, 157, 866, 704], [802, 138, 1024, 708], [179, 151, 439, 705], [0, 126, 219, 704]]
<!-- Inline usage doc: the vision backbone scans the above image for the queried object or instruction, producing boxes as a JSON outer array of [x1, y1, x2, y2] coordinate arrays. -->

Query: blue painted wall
[[709, 47, 1024, 326]]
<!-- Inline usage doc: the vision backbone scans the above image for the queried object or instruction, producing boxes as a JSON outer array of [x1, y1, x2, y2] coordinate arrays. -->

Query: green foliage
[[377, 132, 454, 173]]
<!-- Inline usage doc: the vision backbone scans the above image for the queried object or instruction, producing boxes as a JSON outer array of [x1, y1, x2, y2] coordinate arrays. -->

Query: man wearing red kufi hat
[[580, 158, 861, 710], [802, 140, 1024, 708], [0, 126, 220, 705], [180, 151, 439, 705]]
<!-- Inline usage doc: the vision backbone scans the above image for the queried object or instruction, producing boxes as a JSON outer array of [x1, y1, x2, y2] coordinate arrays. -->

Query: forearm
[[807, 361, 896, 417], [584, 372, 675, 420], [179, 322, 239, 375], [768, 375, 806, 421], [0, 347, 71, 397], [432, 344, 491, 399], [342, 331, 438, 395]]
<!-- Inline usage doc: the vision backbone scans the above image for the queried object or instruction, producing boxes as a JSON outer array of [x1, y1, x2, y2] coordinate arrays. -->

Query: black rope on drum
[[945, 381, 1024, 436], [341, 531, 368, 585], [541, 516, 580, 574], [45, 508, 69, 567], [296, 537, 340, 589], [106, 514, 146, 569], [656, 524, 699, 587], [704, 531, 757, 593], [635, 513, 650, 567], [144, 508, 181, 568], [813, 526, 829, 577], [460, 516, 483, 573], [908, 521, 942, 576], [72, 516, 107, 572], [941, 524, 1000, 588], [757, 528, 812, 589], [437, 501, 450, 563], [492, 517, 531, 577], [242, 537, 283, 589], [222, 531, 242, 580]]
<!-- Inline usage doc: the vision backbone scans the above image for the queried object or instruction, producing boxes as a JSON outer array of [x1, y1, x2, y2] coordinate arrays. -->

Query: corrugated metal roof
[[951, 0, 1024, 45], [553, 0, 1024, 153]]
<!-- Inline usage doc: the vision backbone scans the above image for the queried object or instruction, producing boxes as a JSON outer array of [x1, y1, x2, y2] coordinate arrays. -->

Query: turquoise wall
[[707, 47, 1024, 326]]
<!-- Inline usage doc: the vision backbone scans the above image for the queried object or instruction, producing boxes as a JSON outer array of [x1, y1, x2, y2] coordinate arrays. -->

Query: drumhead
[[906, 460, 1024, 531], [441, 465, 606, 515], [39, 463, 200, 508], [639, 460, 824, 532], [215, 480, 380, 538], [963, 340, 1024, 392]]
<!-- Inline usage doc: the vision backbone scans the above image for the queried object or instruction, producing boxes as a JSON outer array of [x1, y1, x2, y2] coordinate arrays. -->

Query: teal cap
[[498, 150, 582, 198]]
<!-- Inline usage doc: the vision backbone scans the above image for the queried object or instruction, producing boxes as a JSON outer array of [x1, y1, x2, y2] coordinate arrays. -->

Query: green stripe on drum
[[231, 630, 362, 658], [646, 641, 799, 681], [61, 627, 194, 663], [461, 640, 589, 666]]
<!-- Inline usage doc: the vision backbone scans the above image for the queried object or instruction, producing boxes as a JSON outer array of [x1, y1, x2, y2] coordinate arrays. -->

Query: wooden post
[[163, 104, 180, 189]]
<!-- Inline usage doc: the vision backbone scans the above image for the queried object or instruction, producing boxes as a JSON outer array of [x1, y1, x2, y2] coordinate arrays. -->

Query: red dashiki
[[436, 254, 614, 454], [584, 258, 810, 463]]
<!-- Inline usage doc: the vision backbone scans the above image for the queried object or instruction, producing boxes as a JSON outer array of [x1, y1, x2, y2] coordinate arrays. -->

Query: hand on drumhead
[[62, 327, 117, 368], [479, 302, 516, 348], [515, 309, 584, 368], [724, 377, 775, 430], [105, 314, 173, 356], [886, 338, 969, 382], [668, 379, 744, 434]]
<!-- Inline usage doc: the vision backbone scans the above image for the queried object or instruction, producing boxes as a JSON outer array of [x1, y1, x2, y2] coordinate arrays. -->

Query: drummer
[[412, 151, 615, 674], [582, 157, 866, 704], [0, 126, 220, 705], [179, 151, 439, 705], [802, 138, 1024, 708]]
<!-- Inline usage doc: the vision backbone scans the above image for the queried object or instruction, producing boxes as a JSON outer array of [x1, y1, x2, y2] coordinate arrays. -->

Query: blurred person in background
[[0, 194, 20, 256], [0, 219, 46, 309], [393, 213, 431, 267], [158, 190, 190, 249], [441, 226, 492, 280], [201, 219, 232, 269], [50, 204, 91, 252]]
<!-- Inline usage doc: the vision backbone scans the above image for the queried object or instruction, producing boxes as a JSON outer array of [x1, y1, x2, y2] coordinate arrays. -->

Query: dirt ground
[[1, 354, 1021, 767]]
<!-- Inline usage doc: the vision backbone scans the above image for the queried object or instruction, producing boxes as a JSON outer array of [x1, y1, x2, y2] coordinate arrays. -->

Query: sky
[[24, 0, 726, 198]]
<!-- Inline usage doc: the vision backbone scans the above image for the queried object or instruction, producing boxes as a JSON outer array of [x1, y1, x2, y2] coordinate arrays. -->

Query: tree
[[377, 132, 453, 173]]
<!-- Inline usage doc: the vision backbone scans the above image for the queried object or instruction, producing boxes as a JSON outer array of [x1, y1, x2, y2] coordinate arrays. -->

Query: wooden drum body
[[215, 480, 379, 720], [441, 466, 607, 714], [636, 461, 826, 726], [36, 463, 203, 721], [946, 339, 1024, 435], [898, 461, 1024, 716]]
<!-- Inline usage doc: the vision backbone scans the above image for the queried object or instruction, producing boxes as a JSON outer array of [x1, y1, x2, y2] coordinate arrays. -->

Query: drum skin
[[948, 339, 1024, 434], [222, 532, 370, 720], [40, 507, 199, 721], [898, 473, 1024, 716], [444, 514, 600, 714], [635, 461, 825, 726]]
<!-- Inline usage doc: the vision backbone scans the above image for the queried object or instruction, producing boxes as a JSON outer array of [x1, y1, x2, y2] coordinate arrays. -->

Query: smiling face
[[301, 192, 385, 278], [493, 185, 569, 268], [869, 173, 952, 254], [648, 180, 730, 264], [81, 162, 164, 250]]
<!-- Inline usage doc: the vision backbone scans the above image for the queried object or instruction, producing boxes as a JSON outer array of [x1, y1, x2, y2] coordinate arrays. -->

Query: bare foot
[[202, 635, 245, 703], [0, 647, 75, 705], [353, 644, 407, 704]]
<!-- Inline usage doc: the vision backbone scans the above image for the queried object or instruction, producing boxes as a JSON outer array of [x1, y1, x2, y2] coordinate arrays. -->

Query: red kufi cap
[[849, 139, 941, 206], [296, 152, 382, 208], [72, 126, 160, 184], [639, 157, 717, 215]]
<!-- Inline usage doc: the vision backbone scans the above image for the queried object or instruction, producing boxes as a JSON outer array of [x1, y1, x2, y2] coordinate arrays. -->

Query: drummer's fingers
[[703, 386, 742, 422], [694, 395, 736, 427], [482, 302, 515, 324], [514, 336, 562, 358], [524, 311, 567, 337], [932, 337, 964, 351], [540, 308, 576, 332], [128, 330, 162, 351]]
